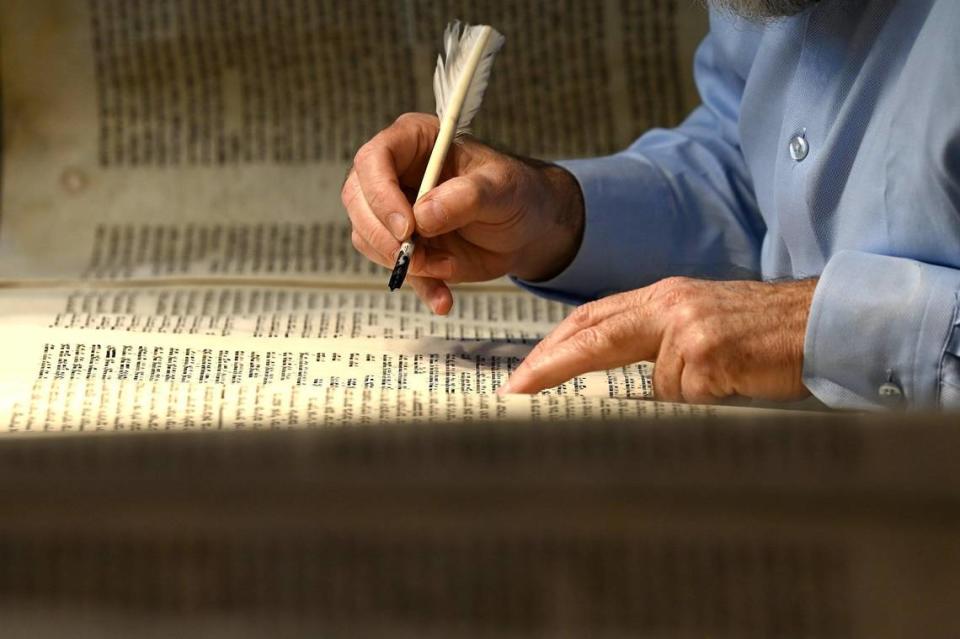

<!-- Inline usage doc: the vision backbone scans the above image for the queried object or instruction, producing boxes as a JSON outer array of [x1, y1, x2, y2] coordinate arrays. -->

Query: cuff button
[[878, 381, 904, 407], [878, 382, 902, 398]]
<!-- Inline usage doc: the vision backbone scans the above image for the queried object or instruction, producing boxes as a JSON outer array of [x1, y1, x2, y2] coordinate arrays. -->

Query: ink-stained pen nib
[[389, 241, 414, 291], [388, 253, 410, 291]]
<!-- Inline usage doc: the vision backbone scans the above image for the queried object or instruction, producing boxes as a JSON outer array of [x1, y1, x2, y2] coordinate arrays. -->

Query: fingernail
[[386, 212, 409, 241], [497, 380, 513, 396], [415, 201, 442, 234], [431, 287, 448, 314]]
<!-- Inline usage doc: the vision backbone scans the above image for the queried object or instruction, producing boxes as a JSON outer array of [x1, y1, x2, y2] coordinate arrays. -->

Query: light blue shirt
[[520, 0, 960, 410]]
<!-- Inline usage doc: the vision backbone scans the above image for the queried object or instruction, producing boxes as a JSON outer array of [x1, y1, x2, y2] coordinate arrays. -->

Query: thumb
[[413, 174, 494, 238]]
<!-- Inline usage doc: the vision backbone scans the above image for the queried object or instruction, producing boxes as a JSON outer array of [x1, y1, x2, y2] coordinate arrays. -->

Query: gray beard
[[705, 0, 821, 20]]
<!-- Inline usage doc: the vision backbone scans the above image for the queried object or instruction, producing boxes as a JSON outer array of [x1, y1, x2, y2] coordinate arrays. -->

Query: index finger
[[525, 287, 657, 365], [353, 113, 439, 240], [501, 310, 662, 395]]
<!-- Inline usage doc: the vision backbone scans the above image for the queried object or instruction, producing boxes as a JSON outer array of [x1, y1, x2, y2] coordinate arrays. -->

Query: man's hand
[[501, 277, 817, 403], [343, 113, 584, 314]]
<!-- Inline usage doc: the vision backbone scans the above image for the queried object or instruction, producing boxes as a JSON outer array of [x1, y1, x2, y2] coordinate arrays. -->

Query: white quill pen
[[389, 21, 506, 291]]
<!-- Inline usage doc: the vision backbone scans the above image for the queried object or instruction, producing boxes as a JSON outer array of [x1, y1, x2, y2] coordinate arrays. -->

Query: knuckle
[[353, 142, 375, 169], [340, 173, 357, 207], [656, 276, 694, 306], [681, 327, 718, 365], [393, 113, 437, 145], [659, 276, 692, 292], [395, 112, 439, 131], [572, 326, 609, 353], [672, 301, 702, 325], [394, 112, 421, 126], [569, 303, 596, 327]]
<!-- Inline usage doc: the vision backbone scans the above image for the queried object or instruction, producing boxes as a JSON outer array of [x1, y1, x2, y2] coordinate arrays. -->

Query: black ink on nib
[[388, 254, 410, 291]]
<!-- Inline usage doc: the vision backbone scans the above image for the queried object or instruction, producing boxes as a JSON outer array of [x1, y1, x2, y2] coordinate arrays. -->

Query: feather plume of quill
[[432, 21, 505, 135]]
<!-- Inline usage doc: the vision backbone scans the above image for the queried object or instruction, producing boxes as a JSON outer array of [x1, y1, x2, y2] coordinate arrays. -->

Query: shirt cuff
[[512, 154, 673, 305], [803, 250, 960, 410]]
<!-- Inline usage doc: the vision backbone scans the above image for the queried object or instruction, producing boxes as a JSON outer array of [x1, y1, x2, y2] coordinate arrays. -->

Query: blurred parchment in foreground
[[2, 414, 960, 638]]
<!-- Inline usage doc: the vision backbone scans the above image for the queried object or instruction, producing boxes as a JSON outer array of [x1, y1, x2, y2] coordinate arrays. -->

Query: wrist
[[511, 162, 585, 282], [780, 278, 818, 375]]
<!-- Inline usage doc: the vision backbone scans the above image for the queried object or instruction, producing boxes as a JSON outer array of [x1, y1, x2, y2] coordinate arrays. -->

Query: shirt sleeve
[[804, 250, 960, 410], [803, 7, 960, 412], [515, 16, 767, 305]]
